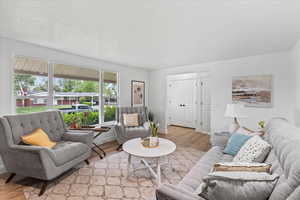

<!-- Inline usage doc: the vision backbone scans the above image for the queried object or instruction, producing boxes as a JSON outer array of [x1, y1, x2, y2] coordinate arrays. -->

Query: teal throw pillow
[[223, 133, 252, 156]]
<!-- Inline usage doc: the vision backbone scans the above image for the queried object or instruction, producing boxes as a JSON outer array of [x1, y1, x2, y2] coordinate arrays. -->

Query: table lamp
[[224, 104, 247, 133]]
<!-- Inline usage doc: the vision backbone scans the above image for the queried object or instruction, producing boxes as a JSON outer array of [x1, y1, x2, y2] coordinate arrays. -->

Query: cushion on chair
[[21, 128, 56, 148], [124, 126, 150, 139], [123, 113, 139, 127], [49, 141, 90, 166]]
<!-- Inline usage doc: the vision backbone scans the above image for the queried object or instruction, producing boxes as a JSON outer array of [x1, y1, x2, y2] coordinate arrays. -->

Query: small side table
[[210, 132, 231, 149], [69, 126, 111, 159]]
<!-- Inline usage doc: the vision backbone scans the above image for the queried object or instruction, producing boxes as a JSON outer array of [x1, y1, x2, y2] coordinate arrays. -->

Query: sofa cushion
[[124, 127, 149, 139], [233, 136, 271, 163], [223, 133, 251, 156], [49, 141, 90, 166], [21, 128, 57, 149], [178, 146, 225, 192], [4, 111, 66, 144], [200, 171, 279, 200], [264, 118, 300, 200]]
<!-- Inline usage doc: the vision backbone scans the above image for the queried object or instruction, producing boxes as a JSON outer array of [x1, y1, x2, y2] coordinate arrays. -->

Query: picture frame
[[232, 74, 273, 108], [131, 80, 145, 107]]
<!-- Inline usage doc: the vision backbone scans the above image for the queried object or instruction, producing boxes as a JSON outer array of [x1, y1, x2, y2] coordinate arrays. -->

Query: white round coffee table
[[123, 138, 176, 185]]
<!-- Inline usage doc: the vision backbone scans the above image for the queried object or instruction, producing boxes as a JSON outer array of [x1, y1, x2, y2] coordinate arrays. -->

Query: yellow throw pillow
[[21, 128, 56, 149]]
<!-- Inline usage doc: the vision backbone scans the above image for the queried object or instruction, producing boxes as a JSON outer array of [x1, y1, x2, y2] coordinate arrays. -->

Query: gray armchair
[[0, 111, 93, 196], [114, 106, 151, 150]]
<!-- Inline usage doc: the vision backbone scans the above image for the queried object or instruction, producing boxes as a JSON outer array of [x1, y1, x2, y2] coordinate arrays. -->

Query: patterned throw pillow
[[123, 113, 139, 127], [233, 136, 271, 163]]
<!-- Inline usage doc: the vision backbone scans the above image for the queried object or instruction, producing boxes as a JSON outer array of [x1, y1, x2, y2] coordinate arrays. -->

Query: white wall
[[0, 37, 149, 173], [291, 39, 300, 126], [149, 51, 295, 134]]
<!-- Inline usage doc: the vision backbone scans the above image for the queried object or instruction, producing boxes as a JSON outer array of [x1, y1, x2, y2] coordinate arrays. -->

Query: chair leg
[[117, 144, 123, 151], [5, 173, 16, 184], [39, 181, 48, 196], [84, 159, 90, 165]]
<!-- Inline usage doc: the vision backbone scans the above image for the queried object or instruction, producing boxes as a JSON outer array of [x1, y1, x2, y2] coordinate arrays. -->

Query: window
[[103, 71, 118, 122], [13, 56, 119, 126], [53, 63, 100, 126], [14, 56, 49, 114]]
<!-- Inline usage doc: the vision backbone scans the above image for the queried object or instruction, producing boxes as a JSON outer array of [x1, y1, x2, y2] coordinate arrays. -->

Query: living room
[[1, 1, 300, 200]]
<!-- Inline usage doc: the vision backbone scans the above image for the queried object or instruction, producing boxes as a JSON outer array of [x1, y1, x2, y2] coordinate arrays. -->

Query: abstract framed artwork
[[232, 75, 273, 108], [131, 80, 145, 107]]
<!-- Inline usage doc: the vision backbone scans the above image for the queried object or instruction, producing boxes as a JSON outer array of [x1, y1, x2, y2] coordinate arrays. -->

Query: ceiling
[[1, 0, 300, 70]]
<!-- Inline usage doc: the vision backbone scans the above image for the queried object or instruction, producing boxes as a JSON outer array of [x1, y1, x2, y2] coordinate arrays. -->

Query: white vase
[[149, 136, 158, 147]]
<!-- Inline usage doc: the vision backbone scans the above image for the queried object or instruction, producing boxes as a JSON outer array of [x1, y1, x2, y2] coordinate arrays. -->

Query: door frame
[[164, 71, 211, 134]]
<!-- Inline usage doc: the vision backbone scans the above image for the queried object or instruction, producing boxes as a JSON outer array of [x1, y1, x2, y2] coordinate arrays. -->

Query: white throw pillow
[[123, 113, 139, 127], [233, 136, 272, 163]]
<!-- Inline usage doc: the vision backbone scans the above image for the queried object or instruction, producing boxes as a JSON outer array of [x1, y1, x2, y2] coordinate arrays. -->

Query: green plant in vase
[[150, 122, 159, 137], [258, 120, 265, 129]]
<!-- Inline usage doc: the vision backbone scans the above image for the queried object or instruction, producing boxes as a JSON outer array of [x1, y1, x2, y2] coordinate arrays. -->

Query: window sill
[[100, 121, 117, 127]]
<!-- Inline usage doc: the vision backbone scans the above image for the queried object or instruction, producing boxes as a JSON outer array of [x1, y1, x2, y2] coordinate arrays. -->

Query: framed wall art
[[131, 80, 145, 106], [232, 75, 273, 107]]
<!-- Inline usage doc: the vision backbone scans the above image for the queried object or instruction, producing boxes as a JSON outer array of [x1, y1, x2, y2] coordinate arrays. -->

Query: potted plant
[[258, 120, 265, 129], [149, 122, 159, 147]]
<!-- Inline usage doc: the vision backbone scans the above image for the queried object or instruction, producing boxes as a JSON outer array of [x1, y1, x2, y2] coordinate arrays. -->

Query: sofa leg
[[39, 181, 48, 196], [84, 159, 90, 165], [117, 144, 123, 151], [5, 173, 16, 184]]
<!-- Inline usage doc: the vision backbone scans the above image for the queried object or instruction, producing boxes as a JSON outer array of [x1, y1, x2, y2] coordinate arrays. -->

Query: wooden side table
[[69, 126, 111, 159]]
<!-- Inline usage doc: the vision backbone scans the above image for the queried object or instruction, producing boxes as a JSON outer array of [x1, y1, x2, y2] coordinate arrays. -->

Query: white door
[[198, 77, 211, 132], [167, 79, 196, 128]]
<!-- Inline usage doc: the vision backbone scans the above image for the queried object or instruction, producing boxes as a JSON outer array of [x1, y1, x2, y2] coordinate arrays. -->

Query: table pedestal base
[[127, 154, 173, 186]]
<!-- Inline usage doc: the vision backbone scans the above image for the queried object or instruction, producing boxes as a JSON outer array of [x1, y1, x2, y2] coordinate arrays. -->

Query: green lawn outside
[[16, 105, 115, 122], [16, 105, 71, 114]]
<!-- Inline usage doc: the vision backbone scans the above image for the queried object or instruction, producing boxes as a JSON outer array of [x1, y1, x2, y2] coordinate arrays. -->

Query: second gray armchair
[[114, 106, 151, 150]]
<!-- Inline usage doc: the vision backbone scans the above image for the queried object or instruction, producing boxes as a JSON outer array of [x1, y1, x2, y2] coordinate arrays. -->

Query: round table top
[[123, 138, 176, 158]]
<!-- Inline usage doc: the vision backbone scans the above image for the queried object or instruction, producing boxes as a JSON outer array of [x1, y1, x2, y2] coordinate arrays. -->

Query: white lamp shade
[[224, 104, 247, 118]]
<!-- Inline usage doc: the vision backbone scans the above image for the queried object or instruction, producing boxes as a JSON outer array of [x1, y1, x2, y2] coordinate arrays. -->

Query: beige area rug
[[23, 147, 205, 200]]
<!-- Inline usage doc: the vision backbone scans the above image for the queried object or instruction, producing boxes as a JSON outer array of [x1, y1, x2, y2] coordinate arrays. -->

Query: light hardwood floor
[[0, 126, 210, 200]]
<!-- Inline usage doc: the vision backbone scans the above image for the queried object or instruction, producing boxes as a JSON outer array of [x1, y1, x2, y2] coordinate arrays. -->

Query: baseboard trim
[[195, 128, 211, 135], [158, 128, 168, 134], [0, 165, 7, 174]]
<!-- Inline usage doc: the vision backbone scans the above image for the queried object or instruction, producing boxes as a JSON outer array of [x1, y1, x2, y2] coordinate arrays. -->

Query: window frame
[[12, 55, 120, 125], [101, 70, 120, 125]]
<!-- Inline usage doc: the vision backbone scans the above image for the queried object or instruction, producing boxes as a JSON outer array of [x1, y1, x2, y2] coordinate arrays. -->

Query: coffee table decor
[[141, 137, 160, 148], [123, 137, 176, 185]]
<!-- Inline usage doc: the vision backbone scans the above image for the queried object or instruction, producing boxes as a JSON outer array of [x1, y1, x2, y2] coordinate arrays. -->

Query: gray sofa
[[156, 118, 300, 200], [0, 111, 93, 196], [114, 106, 151, 150]]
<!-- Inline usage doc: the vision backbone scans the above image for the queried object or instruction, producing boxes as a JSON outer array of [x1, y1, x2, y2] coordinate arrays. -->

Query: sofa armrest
[[156, 184, 205, 200], [210, 132, 231, 149], [63, 131, 94, 147], [114, 123, 126, 135], [5, 145, 53, 172]]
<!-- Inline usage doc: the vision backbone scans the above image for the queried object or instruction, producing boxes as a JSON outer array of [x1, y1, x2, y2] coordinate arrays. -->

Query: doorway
[[166, 72, 211, 133]]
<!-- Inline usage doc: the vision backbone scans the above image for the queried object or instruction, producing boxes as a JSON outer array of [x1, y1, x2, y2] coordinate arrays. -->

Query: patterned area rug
[[23, 147, 205, 200]]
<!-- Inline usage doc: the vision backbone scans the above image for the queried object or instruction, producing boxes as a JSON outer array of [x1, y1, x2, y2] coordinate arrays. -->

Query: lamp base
[[229, 119, 240, 133]]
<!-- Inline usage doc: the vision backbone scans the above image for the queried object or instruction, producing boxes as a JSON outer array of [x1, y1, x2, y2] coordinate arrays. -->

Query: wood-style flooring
[[0, 126, 210, 200]]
